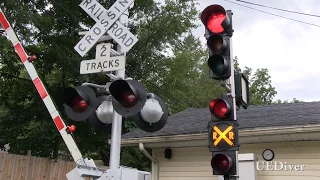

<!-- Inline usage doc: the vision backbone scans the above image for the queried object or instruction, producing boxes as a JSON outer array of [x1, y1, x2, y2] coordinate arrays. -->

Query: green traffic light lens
[[208, 55, 227, 75]]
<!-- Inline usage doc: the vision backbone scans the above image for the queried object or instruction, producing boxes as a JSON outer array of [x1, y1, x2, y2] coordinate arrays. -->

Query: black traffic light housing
[[201, 5, 233, 81], [62, 86, 98, 121], [132, 94, 169, 132], [109, 79, 147, 117], [211, 151, 237, 175]]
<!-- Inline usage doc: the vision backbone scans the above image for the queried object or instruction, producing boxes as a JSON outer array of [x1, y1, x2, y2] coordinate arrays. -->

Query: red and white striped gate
[[0, 9, 83, 163]]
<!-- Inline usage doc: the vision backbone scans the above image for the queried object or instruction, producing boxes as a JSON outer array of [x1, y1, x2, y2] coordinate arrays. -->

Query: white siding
[[154, 141, 320, 180]]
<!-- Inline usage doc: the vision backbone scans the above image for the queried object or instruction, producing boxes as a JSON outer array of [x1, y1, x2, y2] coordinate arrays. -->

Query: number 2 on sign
[[96, 43, 111, 60], [100, 45, 107, 57]]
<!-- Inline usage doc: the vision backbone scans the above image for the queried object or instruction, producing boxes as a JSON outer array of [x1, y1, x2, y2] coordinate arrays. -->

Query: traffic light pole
[[108, 8, 130, 169], [229, 38, 239, 180]]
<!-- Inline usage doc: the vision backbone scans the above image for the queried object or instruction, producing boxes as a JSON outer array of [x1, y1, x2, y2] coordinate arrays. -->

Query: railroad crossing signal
[[201, 4, 233, 80], [208, 121, 239, 152], [74, 0, 138, 57], [201, 4, 240, 177], [61, 86, 113, 133], [208, 94, 239, 152]]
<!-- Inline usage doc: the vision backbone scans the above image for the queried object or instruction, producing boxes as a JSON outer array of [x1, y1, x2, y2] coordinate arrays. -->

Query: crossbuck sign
[[74, 0, 138, 57]]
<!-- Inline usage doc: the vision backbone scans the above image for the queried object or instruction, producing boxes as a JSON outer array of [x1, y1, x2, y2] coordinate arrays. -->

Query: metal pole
[[224, 175, 230, 180], [109, 7, 130, 169], [229, 37, 239, 180]]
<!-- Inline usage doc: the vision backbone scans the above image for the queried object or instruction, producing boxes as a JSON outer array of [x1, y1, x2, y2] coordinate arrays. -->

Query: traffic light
[[211, 152, 237, 175], [207, 94, 239, 175], [62, 86, 99, 121], [109, 79, 147, 117], [208, 94, 239, 151], [200, 4, 233, 80], [61, 86, 113, 133], [132, 94, 168, 132]]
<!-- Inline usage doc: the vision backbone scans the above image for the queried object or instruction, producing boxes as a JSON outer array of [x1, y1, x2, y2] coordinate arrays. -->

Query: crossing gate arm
[[0, 9, 83, 163]]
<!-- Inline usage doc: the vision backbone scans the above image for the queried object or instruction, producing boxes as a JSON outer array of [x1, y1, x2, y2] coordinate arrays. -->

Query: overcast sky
[[192, 0, 320, 102]]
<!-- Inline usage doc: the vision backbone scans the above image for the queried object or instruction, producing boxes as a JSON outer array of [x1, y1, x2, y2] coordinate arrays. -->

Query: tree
[[234, 57, 277, 105], [234, 56, 302, 105], [0, 0, 203, 168], [274, 98, 304, 104]]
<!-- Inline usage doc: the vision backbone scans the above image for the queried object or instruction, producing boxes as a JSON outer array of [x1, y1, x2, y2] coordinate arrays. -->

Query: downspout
[[139, 142, 158, 163]]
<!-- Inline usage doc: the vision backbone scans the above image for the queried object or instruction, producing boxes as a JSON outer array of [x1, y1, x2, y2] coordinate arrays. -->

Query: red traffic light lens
[[121, 91, 138, 108], [209, 99, 229, 118], [211, 154, 231, 173], [72, 96, 88, 113], [207, 12, 226, 33]]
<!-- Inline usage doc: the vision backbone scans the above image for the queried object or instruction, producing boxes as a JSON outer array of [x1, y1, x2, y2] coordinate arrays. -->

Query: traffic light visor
[[210, 98, 230, 118], [211, 154, 232, 173], [109, 80, 138, 108], [201, 5, 227, 33], [208, 55, 228, 75], [62, 87, 89, 113]]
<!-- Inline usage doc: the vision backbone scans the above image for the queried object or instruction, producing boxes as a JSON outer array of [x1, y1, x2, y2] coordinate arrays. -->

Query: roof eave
[[117, 124, 320, 148]]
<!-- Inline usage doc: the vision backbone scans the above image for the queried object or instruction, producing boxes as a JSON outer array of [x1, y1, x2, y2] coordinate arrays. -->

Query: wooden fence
[[0, 151, 106, 180]]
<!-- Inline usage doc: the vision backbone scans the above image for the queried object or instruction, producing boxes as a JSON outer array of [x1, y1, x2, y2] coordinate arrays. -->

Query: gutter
[[139, 142, 158, 163]]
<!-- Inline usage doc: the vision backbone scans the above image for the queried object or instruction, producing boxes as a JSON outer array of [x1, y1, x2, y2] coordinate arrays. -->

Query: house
[[121, 102, 320, 180]]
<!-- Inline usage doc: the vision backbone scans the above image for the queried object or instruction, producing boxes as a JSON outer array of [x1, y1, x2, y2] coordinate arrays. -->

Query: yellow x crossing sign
[[212, 125, 235, 146]]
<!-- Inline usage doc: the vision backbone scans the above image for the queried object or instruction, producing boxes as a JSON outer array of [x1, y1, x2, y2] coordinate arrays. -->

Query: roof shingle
[[122, 101, 320, 139]]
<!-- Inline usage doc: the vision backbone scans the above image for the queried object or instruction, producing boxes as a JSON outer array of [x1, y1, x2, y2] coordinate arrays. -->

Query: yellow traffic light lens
[[207, 34, 226, 54]]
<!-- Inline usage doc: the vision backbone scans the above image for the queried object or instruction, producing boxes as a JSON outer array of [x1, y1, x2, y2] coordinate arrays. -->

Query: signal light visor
[[209, 98, 230, 119]]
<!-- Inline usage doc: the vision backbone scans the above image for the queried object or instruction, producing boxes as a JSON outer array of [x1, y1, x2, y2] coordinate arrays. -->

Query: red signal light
[[209, 98, 230, 118], [207, 13, 226, 33], [121, 91, 137, 108], [201, 5, 230, 34], [72, 96, 88, 113], [211, 154, 232, 173], [28, 55, 37, 62], [67, 125, 76, 133]]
